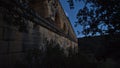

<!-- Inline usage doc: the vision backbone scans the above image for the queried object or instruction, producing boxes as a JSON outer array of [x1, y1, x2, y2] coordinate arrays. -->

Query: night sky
[[60, 0, 85, 38]]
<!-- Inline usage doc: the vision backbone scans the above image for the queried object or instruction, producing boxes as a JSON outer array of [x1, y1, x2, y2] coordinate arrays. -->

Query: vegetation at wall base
[[13, 39, 120, 68]]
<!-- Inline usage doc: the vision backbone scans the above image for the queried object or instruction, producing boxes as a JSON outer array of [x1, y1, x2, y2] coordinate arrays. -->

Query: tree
[[67, 0, 120, 37]]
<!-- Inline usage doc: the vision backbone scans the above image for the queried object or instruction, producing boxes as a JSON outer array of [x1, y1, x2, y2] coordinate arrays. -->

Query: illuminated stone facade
[[0, 0, 78, 67], [29, 0, 78, 48]]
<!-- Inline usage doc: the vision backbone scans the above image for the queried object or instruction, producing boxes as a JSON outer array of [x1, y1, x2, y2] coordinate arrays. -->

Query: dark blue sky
[[60, 0, 85, 38]]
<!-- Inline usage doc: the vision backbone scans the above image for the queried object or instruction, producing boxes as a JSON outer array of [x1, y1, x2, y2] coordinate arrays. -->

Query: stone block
[[8, 53, 25, 65], [0, 53, 24, 68], [22, 33, 32, 41], [2, 27, 14, 41], [9, 30, 16, 40], [9, 41, 22, 53], [3, 27, 20, 41], [14, 31, 22, 41], [0, 41, 9, 54], [0, 14, 5, 27], [0, 28, 3, 40], [22, 42, 35, 51], [0, 54, 9, 68]]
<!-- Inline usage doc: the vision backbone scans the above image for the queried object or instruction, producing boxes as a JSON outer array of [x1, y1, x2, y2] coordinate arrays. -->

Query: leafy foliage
[[68, 0, 120, 36]]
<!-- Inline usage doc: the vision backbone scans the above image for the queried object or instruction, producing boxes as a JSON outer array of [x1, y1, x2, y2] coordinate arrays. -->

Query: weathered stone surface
[[2, 27, 16, 41], [0, 53, 24, 68], [9, 41, 22, 53], [14, 31, 23, 41], [0, 54, 9, 67], [0, 0, 78, 67], [0, 41, 9, 54], [0, 28, 3, 40], [0, 0, 78, 51], [30, 0, 77, 42]]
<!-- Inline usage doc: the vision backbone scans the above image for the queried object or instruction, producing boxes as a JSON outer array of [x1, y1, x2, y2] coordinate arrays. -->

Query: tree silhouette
[[68, 0, 120, 36]]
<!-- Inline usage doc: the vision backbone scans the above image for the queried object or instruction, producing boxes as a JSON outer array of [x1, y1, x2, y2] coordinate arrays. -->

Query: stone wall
[[0, 0, 78, 67], [30, 0, 77, 42]]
